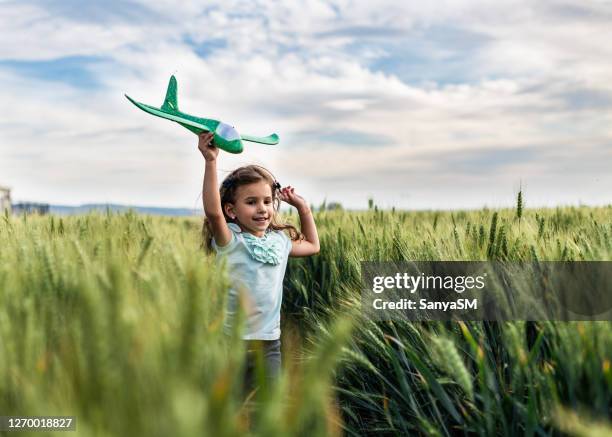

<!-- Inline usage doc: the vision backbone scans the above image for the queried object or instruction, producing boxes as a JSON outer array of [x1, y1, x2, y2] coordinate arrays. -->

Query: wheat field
[[1, 204, 611, 436]]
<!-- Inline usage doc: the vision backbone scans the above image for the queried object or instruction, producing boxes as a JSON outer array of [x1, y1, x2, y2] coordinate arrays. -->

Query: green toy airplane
[[125, 75, 279, 153]]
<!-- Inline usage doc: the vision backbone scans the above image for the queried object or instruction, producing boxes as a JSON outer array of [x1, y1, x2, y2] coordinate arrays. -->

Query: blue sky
[[0, 0, 611, 209]]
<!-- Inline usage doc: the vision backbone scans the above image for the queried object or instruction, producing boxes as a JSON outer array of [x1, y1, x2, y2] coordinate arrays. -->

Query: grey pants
[[243, 339, 281, 397]]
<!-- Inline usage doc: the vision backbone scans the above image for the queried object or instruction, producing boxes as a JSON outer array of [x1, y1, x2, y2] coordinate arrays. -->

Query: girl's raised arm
[[279, 186, 320, 257], [199, 132, 232, 247]]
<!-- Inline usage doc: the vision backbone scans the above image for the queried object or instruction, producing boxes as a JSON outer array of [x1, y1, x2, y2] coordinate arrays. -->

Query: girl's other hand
[[279, 186, 308, 210], [198, 132, 218, 161]]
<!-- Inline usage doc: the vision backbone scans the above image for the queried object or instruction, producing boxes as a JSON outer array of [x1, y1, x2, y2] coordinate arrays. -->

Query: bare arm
[[279, 186, 320, 257], [199, 132, 232, 247], [291, 205, 320, 257]]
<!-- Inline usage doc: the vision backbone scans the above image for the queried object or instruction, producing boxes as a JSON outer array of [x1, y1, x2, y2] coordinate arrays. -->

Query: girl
[[198, 131, 320, 395]]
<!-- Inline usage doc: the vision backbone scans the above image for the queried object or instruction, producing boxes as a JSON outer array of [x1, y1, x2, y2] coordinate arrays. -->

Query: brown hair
[[201, 165, 303, 252]]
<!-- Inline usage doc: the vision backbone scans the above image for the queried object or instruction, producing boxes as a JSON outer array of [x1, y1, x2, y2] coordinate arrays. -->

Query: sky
[[0, 0, 611, 210]]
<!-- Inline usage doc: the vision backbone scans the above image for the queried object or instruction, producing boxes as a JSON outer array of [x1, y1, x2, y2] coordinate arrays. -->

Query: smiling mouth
[[253, 217, 269, 222]]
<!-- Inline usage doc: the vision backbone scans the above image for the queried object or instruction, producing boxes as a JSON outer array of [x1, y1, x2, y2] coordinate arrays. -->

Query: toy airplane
[[125, 75, 279, 153]]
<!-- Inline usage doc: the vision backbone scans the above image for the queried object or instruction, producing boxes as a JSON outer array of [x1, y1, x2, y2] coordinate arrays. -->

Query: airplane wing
[[124, 94, 212, 132], [240, 133, 280, 145]]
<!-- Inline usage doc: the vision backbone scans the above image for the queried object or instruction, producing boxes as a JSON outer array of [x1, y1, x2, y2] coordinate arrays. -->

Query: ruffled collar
[[228, 223, 283, 265]]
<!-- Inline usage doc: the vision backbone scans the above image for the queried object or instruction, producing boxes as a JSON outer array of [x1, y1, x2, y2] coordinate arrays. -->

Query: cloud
[[291, 129, 395, 147], [29, 0, 159, 24], [0, 0, 610, 208], [0, 56, 111, 88]]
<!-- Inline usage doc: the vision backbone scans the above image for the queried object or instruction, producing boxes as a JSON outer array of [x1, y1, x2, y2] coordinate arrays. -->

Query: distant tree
[[326, 202, 343, 211]]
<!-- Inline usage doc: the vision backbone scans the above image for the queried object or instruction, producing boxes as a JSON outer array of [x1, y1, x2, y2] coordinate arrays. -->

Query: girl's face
[[225, 181, 275, 237]]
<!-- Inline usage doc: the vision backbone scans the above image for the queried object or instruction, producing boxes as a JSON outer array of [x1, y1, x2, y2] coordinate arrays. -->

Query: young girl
[[198, 131, 320, 395]]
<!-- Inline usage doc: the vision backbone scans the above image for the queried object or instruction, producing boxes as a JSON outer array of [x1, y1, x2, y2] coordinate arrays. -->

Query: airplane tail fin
[[161, 75, 179, 112]]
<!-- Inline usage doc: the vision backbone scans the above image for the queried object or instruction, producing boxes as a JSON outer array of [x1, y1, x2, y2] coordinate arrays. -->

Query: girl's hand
[[279, 186, 308, 211], [198, 132, 218, 161]]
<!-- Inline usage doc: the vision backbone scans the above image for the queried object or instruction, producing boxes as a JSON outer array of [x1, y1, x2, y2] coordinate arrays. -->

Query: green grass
[[1, 205, 611, 436]]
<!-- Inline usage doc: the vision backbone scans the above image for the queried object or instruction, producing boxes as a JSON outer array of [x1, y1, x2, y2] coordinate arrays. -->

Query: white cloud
[[0, 0, 610, 209]]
